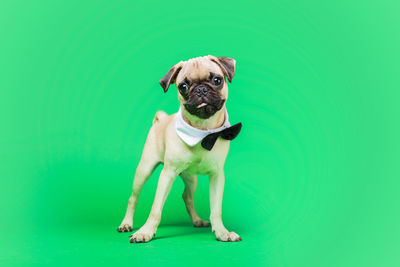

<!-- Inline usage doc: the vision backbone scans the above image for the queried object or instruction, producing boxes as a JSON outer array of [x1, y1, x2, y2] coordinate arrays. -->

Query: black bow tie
[[201, 123, 242, 151]]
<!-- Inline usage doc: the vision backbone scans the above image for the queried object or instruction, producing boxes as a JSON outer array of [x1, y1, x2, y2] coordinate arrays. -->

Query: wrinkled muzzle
[[184, 84, 225, 119]]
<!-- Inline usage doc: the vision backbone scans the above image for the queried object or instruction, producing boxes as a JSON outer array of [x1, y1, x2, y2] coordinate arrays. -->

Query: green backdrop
[[1, 0, 399, 266]]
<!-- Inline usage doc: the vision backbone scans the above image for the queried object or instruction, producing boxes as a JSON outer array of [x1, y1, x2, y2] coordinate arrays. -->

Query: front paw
[[214, 230, 242, 242], [129, 229, 155, 243], [117, 223, 133, 233]]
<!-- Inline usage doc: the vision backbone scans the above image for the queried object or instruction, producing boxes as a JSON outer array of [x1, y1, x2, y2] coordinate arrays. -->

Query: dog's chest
[[180, 140, 229, 175], [184, 156, 214, 175]]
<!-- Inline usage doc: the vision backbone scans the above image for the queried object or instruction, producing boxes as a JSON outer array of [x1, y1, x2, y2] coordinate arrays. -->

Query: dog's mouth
[[184, 98, 225, 119], [196, 102, 208, 108]]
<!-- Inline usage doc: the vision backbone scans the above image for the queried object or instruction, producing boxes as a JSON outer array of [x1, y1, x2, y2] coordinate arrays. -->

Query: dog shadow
[[123, 222, 212, 241]]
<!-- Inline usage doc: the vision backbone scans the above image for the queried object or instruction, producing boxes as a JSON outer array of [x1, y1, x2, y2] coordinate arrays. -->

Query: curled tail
[[153, 110, 168, 124]]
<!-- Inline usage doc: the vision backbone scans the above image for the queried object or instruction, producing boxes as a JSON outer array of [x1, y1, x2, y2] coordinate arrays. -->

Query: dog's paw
[[117, 223, 133, 233], [129, 229, 155, 243], [214, 230, 242, 242], [193, 219, 211, 228]]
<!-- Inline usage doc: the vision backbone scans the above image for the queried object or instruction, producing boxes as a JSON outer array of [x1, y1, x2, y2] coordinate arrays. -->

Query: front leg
[[209, 169, 242, 242], [130, 166, 178, 243]]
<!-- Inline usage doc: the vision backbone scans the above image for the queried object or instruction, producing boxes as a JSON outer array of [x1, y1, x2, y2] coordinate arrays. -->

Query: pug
[[117, 55, 242, 243]]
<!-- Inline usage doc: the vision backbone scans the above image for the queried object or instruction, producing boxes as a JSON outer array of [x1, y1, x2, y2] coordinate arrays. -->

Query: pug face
[[160, 55, 236, 119]]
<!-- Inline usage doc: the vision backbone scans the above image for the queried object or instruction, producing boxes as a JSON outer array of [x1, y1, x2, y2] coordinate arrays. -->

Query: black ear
[[210, 56, 236, 83], [159, 62, 183, 93]]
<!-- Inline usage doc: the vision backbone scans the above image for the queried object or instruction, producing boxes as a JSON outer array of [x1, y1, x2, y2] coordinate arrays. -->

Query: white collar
[[175, 108, 231, 147]]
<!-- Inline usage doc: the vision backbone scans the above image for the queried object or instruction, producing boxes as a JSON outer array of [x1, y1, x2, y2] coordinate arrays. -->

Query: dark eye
[[178, 83, 188, 94], [213, 76, 222, 86]]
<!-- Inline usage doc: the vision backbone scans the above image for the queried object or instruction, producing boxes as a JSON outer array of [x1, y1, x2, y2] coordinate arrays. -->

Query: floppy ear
[[159, 62, 183, 93], [210, 56, 236, 83]]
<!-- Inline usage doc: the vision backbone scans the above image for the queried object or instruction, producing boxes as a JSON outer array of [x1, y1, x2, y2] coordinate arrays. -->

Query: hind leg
[[117, 139, 161, 232], [181, 173, 210, 227]]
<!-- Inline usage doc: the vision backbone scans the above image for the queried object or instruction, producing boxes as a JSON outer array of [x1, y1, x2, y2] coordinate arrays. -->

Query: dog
[[117, 55, 242, 243]]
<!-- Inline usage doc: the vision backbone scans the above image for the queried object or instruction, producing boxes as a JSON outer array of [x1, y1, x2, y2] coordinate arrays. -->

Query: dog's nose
[[194, 85, 208, 97]]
